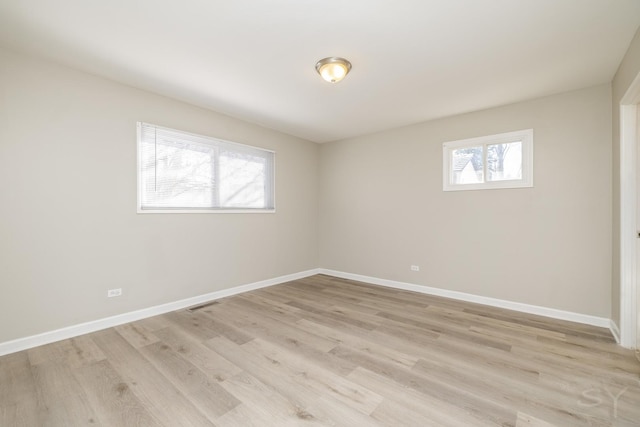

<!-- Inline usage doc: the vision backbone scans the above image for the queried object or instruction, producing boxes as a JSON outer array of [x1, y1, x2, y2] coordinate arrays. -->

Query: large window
[[443, 129, 533, 191], [137, 123, 275, 212]]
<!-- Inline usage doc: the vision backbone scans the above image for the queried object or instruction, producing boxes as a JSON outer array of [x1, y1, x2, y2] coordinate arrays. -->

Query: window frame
[[442, 129, 533, 192], [136, 122, 275, 214]]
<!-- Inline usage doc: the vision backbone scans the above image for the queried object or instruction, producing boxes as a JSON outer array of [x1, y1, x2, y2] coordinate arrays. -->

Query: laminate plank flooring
[[1, 274, 639, 426]]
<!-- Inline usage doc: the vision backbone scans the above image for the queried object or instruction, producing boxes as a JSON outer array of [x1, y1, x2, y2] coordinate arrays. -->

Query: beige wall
[[612, 27, 640, 329], [0, 47, 319, 343], [0, 40, 623, 346], [319, 85, 612, 318]]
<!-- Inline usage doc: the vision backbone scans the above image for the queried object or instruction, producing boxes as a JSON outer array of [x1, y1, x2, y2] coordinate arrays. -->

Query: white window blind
[[137, 123, 275, 212]]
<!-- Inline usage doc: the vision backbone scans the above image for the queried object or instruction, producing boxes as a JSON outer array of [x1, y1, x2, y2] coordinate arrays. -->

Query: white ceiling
[[1, 1, 639, 143]]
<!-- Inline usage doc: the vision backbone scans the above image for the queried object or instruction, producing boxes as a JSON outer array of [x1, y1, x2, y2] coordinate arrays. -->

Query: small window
[[443, 129, 533, 191], [137, 122, 275, 212]]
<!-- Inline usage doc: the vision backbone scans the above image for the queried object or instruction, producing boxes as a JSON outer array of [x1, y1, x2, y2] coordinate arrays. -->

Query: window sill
[[137, 208, 276, 214]]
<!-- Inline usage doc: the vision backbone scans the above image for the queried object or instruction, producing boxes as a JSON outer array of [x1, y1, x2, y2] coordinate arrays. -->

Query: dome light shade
[[315, 57, 352, 83]]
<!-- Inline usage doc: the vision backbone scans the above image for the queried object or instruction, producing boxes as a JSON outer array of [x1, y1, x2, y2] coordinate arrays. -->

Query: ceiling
[[1, 1, 639, 143]]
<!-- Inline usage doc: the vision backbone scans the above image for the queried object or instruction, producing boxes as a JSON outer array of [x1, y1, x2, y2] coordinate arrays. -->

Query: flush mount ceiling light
[[315, 57, 352, 83]]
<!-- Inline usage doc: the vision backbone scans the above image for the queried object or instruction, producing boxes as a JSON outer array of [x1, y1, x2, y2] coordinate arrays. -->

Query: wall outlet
[[107, 288, 122, 298], [410, 265, 420, 271]]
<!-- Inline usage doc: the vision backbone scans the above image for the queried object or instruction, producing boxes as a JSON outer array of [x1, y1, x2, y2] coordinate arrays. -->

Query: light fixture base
[[315, 57, 352, 83]]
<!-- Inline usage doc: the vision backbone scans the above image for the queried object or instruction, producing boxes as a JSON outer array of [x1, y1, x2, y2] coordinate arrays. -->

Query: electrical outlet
[[410, 265, 420, 271], [107, 288, 122, 298]]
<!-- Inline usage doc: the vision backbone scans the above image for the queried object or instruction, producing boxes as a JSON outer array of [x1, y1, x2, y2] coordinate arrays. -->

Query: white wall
[[0, 47, 319, 343], [612, 26, 640, 329], [319, 85, 612, 318]]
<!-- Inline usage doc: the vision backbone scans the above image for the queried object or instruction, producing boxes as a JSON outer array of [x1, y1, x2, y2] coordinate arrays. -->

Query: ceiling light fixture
[[315, 57, 352, 83]]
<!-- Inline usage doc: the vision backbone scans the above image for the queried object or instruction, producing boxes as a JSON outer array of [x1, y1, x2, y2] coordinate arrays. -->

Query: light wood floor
[[1, 275, 639, 426]]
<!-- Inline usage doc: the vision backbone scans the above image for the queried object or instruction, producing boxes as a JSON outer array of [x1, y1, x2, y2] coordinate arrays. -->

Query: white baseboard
[[0, 267, 619, 356], [0, 269, 321, 357], [319, 269, 612, 330], [609, 320, 621, 344]]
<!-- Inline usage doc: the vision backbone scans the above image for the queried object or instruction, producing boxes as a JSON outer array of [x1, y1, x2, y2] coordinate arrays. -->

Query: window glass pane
[[443, 129, 532, 191], [219, 150, 267, 208], [141, 136, 215, 208], [451, 146, 483, 184], [486, 141, 522, 182]]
